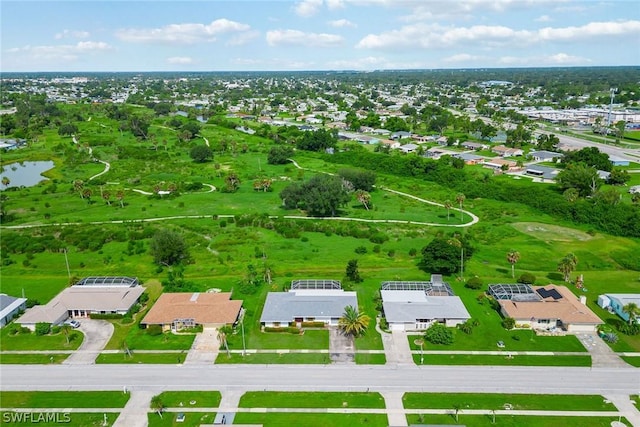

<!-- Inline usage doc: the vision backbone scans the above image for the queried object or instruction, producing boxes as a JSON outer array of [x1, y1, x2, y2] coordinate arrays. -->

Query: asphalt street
[[1, 364, 638, 395]]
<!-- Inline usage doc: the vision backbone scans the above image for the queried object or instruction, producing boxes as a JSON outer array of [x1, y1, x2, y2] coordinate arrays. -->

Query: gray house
[[0, 294, 27, 327], [529, 150, 564, 162], [260, 280, 357, 327]]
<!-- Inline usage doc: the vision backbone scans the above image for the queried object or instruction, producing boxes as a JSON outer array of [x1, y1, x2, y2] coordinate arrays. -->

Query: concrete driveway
[[63, 318, 114, 365], [329, 327, 355, 364]]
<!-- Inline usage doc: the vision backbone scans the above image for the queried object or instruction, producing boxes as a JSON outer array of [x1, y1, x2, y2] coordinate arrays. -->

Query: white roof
[[605, 294, 640, 306], [0, 294, 27, 320], [381, 290, 471, 324]]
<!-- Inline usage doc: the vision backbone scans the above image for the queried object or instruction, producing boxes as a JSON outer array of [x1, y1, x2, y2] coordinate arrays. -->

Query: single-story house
[[141, 292, 243, 331], [629, 185, 640, 195], [523, 165, 560, 181], [460, 141, 488, 151], [483, 158, 518, 171], [391, 131, 412, 140], [18, 277, 144, 330], [492, 145, 524, 157], [609, 156, 630, 167], [597, 170, 611, 180], [491, 284, 602, 332], [260, 280, 357, 327], [399, 143, 418, 154], [598, 294, 640, 324], [529, 150, 564, 162], [354, 135, 379, 145], [378, 139, 401, 149], [380, 277, 471, 331], [452, 153, 485, 165], [0, 294, 27, 327]]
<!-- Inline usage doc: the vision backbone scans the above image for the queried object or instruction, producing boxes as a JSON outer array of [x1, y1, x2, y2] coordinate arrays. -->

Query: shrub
[[518, 272, 536, 284], [301, 321, 326, 328], [90, 313, 123, 320], [379, 317, 389, 331], [147, 325, 163, 336], [408, 248, 417, 257], [373, 245, 381, 253], [355, 246, 368, 255], [51, 326, 61, 335], [424, 323, 454, 345], [387, 249, 395, 258], [603, 332, 619, 343], [35, 322, 51, 336], [502, 317, 516, 330], [369, 232, 389, 244], [465, 276, 483, 290]]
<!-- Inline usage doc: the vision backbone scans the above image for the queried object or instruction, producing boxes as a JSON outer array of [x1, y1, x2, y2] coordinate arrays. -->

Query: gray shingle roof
[[260, 290, 358, 323], [381, 290, 470, 323]]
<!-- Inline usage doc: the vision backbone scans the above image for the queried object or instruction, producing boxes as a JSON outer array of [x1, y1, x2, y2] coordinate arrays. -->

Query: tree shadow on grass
[[546, 272, 563, 281]]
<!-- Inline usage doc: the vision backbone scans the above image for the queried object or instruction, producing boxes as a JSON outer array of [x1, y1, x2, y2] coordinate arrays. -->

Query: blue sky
[[1, 0, 639, 72]]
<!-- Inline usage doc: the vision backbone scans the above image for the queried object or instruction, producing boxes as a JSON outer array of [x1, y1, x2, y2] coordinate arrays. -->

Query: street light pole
[[241, 308, 246, 357]]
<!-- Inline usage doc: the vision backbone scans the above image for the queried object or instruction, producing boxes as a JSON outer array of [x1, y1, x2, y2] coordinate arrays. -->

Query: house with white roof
[[598, 294, 640, 324], [380, 276, 471, 331], [260, 280, 358, 327], [0, 294, 27, 328]]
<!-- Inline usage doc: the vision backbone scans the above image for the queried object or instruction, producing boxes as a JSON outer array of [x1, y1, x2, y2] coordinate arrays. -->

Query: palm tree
[[61, 324, 71, 345], [73, 179, 84, 197], [338, 305, 370, 337], [622, 303, 640, 325], [455, 193, 465, 222], [506, 250, 520, 279], [355, 190, 371, 210], [453, 403, 461, 422], [218, 325, 233, 358], [102, 190, 111, 205], [444, 200, 452, 221], [82, 188, 92, 202], [557, 253, 578, 282], [150, 395, 164, 418], [116, 190, 125, 208]]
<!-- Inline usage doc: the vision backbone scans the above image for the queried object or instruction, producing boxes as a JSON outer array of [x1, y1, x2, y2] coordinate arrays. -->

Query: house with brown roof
[[141, 292, 242, 331], [492, 145, 524, 157], [491, 284, 602, 333]]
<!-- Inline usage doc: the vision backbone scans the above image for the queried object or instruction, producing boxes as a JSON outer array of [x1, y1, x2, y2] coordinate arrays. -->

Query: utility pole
[[241, 308, 246, 357], [606, 88, 616, 127], [64, 249, 71, 281]]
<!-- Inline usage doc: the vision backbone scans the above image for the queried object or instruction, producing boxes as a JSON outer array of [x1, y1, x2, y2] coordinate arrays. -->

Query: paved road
[[545, 131, 640, 161], [2, 364, 638, 395]]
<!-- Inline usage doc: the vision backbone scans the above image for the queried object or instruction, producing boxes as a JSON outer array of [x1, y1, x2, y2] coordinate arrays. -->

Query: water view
[[1, 161, 55, 188]]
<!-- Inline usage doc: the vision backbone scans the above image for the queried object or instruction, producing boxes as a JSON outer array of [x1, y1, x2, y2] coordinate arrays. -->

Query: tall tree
[[345, 259, 362, 283], [338, 305, 370, 337], [622, 303, 640, 325], [189, 145, 213, 163], [455, 193, 466, 222], [506, 250, 520, 279], [150, 229, 190, 266], [116, 190, 125, 208], [1, 176, 10, 187], [354, 190, 371, 210], [444, 200, 452, 221], [557, 253, 578, 282], [150, 395, 164, 418]]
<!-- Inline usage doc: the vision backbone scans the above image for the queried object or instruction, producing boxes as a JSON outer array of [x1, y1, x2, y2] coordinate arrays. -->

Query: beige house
[[141, 292, 242, 331], [493, 284, 602, 333]]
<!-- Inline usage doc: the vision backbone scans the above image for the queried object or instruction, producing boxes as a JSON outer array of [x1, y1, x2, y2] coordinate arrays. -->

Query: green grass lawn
[[238, 391, 385, 408], [0, 412, 119, 426], [355, 353, 386, 364], [154, 391, 221, 408], [233, 412, 388, 427], [0, 391, 130, 408], [414, 354, 591, 366], [124, 329, 196, 351], [95, 352, 185, 364], [247, 329, 329, 350], [406, 414, 628, 427], [402, 393, 615, 411], [215, 352, 330, 364], [621, 356, 640, 367], [147, 412, 217, 427], [0, 328, 83, 351], [0, 354, 68, 364]]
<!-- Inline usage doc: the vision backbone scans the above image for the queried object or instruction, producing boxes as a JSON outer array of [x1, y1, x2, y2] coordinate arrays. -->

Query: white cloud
[[326, 0, 346, 9], [294, 0, 323, 17], [266, 29, 344, 47], [55, 29, 90, 40], [499, 52, 591, 65], [115, 18, 251, 44], [227, 30, 260, 46], [167, 56, 193, 65], [442, 53, 485, 63], [328, 19, 357, 28], [6, 41, 112, 61], [356, 20, 640, 50], [535, 15, 552, 22]]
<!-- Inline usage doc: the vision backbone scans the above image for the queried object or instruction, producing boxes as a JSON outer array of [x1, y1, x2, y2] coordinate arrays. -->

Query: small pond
[[1, 161, 55, 188]]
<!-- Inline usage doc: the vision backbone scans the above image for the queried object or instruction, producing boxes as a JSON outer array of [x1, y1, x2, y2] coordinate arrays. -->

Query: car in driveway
[[64, 319, 81, 328]]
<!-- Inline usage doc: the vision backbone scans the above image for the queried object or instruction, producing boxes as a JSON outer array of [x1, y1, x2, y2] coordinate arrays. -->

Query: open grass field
[[0, 354, 68, 364], [402, 393, 616, 411], [0, 328, 83, 351], [0, 391, 130, 408], [413, 354, 592, 366], [154, 391, 221, 408], [405, 414, 629, 427], [95, 352, 184, 364], [238, 391, 386, 408], [147, 412, 217, 427], [232, 412, 389, 427], [2, 105, 640, 358]]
